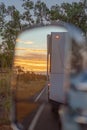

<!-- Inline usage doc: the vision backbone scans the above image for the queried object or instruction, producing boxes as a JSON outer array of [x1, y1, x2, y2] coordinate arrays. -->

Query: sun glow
[[14, 54, 47, 74]]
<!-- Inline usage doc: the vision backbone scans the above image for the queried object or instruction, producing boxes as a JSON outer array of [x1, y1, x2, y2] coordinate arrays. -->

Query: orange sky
[[14, 49, 47, 74], [14, 25, 67, 74]]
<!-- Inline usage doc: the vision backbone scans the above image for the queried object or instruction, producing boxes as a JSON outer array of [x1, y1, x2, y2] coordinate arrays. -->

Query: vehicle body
[[47, 31, 70, 108]]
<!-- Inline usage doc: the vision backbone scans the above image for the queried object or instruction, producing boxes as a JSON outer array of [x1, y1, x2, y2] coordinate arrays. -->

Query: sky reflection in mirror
[[14, 26, 67, 74]]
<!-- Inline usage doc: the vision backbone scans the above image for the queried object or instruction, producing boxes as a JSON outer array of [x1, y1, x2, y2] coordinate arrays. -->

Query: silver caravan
[[47, 31, 70, 109]]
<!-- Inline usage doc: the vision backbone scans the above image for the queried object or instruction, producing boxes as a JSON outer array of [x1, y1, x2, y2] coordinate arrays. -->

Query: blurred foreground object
[[59, 22, 87, 130]]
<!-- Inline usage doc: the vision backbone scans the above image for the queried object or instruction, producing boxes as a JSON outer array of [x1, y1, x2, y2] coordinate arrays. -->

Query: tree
[[34, 0, 49, 24], [61, 2, 87, 33], [0, 3, 6, 33], [0, 4, 22, 68], [49, 4, 63, 22], [0, 1, 87, 69], [22, 0, 34, 26], [7, 5, 22, 30]]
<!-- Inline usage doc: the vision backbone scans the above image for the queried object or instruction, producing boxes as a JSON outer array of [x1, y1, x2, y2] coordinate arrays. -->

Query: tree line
[[14, 66, 46, 82], [0, 0, 87, 68]]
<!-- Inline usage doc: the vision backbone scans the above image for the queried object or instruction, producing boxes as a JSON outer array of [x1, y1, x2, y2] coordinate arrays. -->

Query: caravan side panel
[[49, 32, 69, 103], [49, 74, 65, 103]]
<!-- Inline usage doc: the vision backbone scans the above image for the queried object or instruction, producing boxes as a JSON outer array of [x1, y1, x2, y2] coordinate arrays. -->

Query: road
[[15, 87, 61, 130]]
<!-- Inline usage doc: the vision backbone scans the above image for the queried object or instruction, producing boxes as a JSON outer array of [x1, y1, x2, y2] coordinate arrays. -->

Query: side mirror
[[11, 23, 86, 129]]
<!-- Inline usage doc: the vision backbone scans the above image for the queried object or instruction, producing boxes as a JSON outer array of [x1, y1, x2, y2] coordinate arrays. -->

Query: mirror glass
[[12, 25, 68, 129], [11, 24, 86, 130], [13, 26, 67, 101]]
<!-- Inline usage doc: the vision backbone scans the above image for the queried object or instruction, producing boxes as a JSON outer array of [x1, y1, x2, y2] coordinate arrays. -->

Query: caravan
[[47, 31, 70, 109]]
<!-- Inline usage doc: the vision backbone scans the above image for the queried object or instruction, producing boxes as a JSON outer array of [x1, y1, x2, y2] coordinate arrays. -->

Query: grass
[[11, 75, 46, 124], [15, 80, 46, 100], [0, 69, 47, 125], [16, 102, 38, 123], [0, 67, 47, 127], [0, 69, 12, 125]]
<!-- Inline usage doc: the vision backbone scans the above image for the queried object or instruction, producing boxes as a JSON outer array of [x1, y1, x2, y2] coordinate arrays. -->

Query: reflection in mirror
[[11, 25, 68, 129], [11, 24, 87, 130], [12, 25, 87, 130], [13, 26, 68, 100]]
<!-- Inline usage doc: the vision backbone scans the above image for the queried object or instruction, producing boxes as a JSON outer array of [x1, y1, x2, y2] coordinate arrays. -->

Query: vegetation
[[12, 66, 46, 99], [0, 0, 87, 127], [0, 71, 12, 125], [0, 0, 87, 69], [15, 65, 46, 81], [12, 66, 46, 123], [16, 102, 39, 123]]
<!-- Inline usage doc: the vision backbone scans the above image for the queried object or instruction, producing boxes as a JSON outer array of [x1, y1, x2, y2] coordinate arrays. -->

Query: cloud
[[13, 55, 47, 73], [16, 38, 33, 44], [15, 48, 47, 59], [24, 49, 46, 53], [15, 47, 27, 51], [14, 54, 47, 62], [23, 49, 47, 57], [15, 48, 46, 53]]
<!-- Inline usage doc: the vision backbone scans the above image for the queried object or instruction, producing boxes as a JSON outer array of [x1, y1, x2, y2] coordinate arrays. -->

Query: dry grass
[[0, 68, 46, 126], [15, 80, 46, 100], [0, 70, 12, 125], [13, 80, 46, 123], [11, 72, 47, 124], [16, 102, 38, 123]]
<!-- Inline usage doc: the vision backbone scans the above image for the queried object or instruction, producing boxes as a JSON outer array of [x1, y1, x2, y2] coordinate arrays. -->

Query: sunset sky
[[14, 26, 67, 74]]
